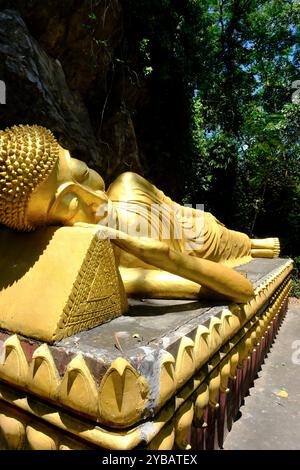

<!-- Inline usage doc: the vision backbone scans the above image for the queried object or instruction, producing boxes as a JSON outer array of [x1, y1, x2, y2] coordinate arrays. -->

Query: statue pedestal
[[0, 258, 293, 450], [0, 226, 127, 343]]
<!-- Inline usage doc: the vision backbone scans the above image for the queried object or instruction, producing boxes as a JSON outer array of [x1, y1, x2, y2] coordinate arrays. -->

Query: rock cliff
[[0, 1, 145, 185]]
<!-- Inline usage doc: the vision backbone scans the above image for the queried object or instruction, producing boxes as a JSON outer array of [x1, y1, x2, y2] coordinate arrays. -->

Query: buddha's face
[[26, 146, 109, 227]]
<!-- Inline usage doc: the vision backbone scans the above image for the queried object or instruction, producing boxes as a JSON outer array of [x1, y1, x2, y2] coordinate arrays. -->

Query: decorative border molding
[[0, 261, 292, 450], [0, 399, 93, 450], [0, 259, 293, 429]]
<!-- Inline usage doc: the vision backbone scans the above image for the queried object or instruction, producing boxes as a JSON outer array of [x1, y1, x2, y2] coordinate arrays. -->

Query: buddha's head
[[0, 125, 108, 231]]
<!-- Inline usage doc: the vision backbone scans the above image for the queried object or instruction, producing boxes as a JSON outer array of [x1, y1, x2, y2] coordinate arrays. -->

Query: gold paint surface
[[0, 225, 127, 342], [0, 259, 292, 429], [0, 125, 283, 312], [0, 124, 292, 443], [0, 274, 291, 449]]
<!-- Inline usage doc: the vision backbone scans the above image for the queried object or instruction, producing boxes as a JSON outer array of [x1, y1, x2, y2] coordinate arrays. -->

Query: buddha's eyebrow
[[72, 161, 89, 180], [79, 166, 89, 178]]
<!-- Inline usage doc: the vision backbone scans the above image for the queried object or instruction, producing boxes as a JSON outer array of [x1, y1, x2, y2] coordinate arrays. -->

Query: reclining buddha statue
[[0, 125, 280, 317]]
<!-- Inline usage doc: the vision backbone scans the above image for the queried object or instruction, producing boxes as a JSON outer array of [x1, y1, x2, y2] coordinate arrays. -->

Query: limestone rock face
[[0, 9, 100, 164], [0, 2, 144, 183]]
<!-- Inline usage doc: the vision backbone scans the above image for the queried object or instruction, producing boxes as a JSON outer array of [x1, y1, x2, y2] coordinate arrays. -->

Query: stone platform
[[0, 258, 293, 450]]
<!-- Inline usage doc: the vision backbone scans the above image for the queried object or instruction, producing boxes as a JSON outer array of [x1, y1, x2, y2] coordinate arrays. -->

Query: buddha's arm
[[75, 223, 254, 303], [111, 232, 253, 303]]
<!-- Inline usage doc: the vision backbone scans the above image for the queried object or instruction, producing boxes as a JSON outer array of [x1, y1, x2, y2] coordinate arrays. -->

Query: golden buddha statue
[[0, 125, 280, 309]]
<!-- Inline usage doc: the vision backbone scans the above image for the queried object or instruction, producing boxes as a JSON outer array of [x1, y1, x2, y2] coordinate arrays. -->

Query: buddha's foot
[[250, 237, 280, 258]]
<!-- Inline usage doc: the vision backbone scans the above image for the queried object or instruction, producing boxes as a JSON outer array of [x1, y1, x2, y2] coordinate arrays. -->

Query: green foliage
[[88, 12, 97, 21], [122, 0, 299, 256], [292, 256, 300, 298]]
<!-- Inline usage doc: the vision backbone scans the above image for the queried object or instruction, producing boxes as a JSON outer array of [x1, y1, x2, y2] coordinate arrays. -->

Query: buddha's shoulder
[[107, 172, 159, 200]]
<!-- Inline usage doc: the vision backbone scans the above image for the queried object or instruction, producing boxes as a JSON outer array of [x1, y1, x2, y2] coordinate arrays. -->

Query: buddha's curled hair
[[0, 125, 59, 230]]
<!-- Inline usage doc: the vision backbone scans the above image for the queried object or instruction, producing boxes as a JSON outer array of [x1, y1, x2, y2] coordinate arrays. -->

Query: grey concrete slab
[[57, 258, 290, 356], [224, 298, 300, 450], [0, 258, 291, 380]]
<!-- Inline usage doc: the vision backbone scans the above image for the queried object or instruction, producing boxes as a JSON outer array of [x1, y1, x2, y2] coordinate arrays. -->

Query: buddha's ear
[[47, 183, 108, 225], [51, 183, 108, 210], [47, 187, 80, 224], [57, 191, 79, 215]]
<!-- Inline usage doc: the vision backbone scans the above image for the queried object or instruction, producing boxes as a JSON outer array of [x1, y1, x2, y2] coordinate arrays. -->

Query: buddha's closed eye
[[76, 169, 89, 183], [69, 158, 89, 183]]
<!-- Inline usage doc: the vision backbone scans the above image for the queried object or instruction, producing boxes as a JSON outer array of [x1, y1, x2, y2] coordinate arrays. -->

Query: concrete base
[[0, 258, 293, 449]]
